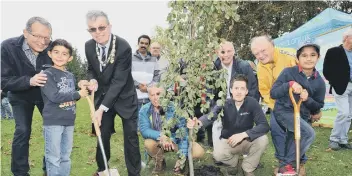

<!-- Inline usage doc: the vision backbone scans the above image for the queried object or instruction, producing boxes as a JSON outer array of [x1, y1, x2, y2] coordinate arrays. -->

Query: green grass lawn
[[1, 100, 352, 176]]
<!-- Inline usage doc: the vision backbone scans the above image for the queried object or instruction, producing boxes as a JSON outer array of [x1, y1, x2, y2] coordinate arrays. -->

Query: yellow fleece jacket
[[257, 47, 298, 109]]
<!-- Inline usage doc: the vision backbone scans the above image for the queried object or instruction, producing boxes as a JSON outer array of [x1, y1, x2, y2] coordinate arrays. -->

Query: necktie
[[101, 46, 106, 62]]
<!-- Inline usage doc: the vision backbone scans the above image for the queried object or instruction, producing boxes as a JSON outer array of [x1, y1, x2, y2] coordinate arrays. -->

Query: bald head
[[250, 35, 275, 65], [218, 41, 235, 66], [150, 42, 161, 57]]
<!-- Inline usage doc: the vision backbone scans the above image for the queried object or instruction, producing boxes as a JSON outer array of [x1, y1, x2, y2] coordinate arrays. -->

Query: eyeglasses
[[87, 26, 107, 33], [28, 32, 51, 44]]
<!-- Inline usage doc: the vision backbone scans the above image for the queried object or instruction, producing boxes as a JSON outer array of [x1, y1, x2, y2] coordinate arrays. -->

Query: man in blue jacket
[[1, 16, 53, 176], [139, 87, 203, 174]]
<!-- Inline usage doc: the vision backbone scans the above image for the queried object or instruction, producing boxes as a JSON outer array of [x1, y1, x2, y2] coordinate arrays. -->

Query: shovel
[[289, 87, 303, 174], [85, 90, 120, 176]]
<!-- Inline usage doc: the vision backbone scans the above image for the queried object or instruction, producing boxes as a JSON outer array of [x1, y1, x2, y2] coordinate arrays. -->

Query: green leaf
[[216, 99, 223, 106], [218, 91, 224, 97]]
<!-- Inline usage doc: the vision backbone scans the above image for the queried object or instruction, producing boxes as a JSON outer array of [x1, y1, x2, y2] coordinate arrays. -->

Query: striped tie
[[101, 46, 106, 62]]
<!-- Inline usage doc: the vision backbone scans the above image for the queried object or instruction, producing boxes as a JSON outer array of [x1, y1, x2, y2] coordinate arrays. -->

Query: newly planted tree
[[154, 1, 239, 175]]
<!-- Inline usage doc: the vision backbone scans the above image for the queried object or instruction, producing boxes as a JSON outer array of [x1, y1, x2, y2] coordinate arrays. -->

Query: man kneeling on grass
[[139, 87, 203, 175], [187, 74, 270, 176]]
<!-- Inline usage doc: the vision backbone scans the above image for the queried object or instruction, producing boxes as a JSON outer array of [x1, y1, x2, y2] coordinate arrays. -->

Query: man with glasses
[[80, 10, 141, 176], [1, 16, 53, 176]]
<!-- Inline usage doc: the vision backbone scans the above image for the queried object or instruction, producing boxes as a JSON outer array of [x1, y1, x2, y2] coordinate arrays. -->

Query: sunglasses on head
[[87, 26, 107, 33]]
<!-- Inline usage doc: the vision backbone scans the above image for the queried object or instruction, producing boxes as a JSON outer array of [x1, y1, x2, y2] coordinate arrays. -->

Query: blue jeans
[[330, 84, 352, 144], [270, 112, 287, 161], [271, 112, 308, 164], [274, 110, 315, 167], [44, 125, 74, 176], [1, 97, 13, 119]]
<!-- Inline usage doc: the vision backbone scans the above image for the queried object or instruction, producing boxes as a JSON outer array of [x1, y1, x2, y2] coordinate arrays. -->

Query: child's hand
[[292, 82, 303, 94], [78, 88, 89, 98], [78, 80, 89, 89], [88, 79, 98, 91], [300, 89, 308, 101]]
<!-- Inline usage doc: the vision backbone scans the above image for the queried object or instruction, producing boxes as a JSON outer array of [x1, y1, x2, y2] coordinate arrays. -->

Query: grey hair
[[86, 10, 110, 24], [343, 27, 352, 41], [25, 17, 52, 33], [250, 35, 275, 48]]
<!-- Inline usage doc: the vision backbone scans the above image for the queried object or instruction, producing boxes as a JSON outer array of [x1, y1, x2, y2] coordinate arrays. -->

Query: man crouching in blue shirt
[[270, 42, 325, 176], [139, 87, 203, 175], [188, 74, 270, 176]]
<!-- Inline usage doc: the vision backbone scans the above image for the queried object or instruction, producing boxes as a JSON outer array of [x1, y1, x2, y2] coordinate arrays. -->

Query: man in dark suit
[[81, 10, 141, 176], [323, 28, 352, 151], [1, 16, 52, 176]]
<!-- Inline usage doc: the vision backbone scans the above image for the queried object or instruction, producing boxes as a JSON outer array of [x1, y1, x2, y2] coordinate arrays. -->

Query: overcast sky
[[1, 0, 170, 58]]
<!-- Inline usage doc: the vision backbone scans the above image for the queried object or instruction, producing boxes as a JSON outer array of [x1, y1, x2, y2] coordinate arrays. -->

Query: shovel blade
[[98, 169, 120, 176]]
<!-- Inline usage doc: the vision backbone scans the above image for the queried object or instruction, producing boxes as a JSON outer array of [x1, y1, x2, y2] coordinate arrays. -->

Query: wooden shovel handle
[[86, 91, 101, 136], [289, 87, 302, 112]]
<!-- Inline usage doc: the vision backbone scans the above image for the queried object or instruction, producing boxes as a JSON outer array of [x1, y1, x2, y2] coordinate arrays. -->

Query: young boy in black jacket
[[270, 42, 325, 176], [41, 39, 88, 176]]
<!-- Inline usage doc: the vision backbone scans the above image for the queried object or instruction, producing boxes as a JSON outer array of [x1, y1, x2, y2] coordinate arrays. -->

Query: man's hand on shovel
[[94, 108, 104, 127]]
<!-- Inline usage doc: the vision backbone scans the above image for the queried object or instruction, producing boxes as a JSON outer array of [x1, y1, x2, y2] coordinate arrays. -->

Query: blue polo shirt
[[344, 48, 352, 80]]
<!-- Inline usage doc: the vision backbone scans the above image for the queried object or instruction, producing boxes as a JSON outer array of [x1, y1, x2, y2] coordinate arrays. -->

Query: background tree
[[217, 1, 351, 61], [66, 48, 88, 87]]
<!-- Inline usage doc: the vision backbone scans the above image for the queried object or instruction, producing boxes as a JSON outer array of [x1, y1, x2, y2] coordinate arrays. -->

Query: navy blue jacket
[[270, 66, 325, 120], [214, 57, 260, 101], [199, 97, 269, 141], [1, 35, 52, 101]]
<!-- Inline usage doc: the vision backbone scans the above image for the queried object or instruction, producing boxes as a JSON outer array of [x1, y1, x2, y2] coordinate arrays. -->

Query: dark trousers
[[96, 109, 141, 176], [194, 105, 213, 145], [8, 93, 45, 176], [273, 111, 313, 167], [271, 112, 308, 165]]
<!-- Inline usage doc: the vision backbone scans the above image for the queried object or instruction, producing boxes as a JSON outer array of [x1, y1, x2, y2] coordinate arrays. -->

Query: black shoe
[[339, 143, 352, 149], [213, 158, 224, 166], [328, 141, 341, 150]]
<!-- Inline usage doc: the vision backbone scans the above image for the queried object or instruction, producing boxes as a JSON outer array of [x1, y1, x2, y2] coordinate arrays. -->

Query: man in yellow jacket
[[250, 35, 299, 175]]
